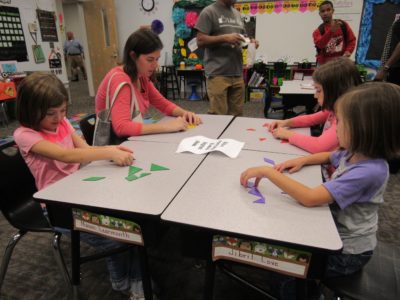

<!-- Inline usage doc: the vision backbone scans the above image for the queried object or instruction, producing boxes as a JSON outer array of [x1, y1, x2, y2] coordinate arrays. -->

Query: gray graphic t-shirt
[[195, 2, 245, 77]]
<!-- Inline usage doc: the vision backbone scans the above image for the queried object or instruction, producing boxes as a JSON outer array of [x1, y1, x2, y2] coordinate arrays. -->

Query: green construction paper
[[150, 163, 169, 171], [129, 165, 142, 176], [125, 174, 139, 181], [83, 176, 106, 181], [139, 172, 151, 178]]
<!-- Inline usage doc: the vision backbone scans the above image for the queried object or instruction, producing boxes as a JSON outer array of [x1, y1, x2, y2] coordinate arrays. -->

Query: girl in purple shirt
[[241, 82, 400, 278]]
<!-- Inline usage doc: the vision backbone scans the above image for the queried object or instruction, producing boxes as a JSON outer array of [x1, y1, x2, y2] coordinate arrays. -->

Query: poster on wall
[[0, 6, 28, 62], [37, 9, 58, 42]]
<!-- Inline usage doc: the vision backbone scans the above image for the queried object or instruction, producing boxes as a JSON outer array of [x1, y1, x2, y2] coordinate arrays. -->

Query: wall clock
[[140, 0, 158, 15]]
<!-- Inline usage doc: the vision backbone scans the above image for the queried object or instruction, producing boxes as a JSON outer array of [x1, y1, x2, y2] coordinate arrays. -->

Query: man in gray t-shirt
[[195, 0, 247, 116]]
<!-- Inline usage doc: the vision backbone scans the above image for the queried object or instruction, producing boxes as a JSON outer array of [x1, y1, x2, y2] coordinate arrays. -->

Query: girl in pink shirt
[[13, 72, 145, 299], [269, 57, 362, 154], [96, 29, 202, 139]]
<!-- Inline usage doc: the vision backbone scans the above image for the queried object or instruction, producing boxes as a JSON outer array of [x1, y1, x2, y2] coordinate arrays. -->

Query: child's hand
[[110, 146, 134, 166], [182, 111, 202, 125], [271, 127, 294, 140], [275, 157, 305, 173], [165, 117, 188, 132], [240, 166, 269, 188], [268, 120, 287, 132]]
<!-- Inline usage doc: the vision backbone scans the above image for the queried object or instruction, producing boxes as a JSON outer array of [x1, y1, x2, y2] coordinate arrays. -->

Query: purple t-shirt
[[323, 150, 389, 254]]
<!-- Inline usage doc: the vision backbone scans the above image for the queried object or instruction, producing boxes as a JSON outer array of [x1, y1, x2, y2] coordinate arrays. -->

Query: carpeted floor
[[0, 80, 399, 300]]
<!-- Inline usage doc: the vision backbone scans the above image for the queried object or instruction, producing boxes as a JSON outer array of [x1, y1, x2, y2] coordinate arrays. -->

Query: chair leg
[[0, 230, 26, 292], [138, 246, 153, 300], [52, 232, 72, 287], [203, 259, 216, 300]]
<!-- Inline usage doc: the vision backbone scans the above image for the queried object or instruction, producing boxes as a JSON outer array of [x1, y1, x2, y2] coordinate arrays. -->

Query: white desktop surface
[[128, 114, 233, 143], [162, 150, 342, 251], [34, 141, 205, 216], [219, 117, 309, 156], [279, 80, 315, 95]]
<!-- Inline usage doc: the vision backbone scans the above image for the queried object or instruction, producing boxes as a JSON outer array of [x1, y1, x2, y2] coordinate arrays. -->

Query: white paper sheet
[[176, 136, 244, 158]]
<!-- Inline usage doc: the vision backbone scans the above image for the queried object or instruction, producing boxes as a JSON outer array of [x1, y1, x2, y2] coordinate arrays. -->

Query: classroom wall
[[0, 0, 67, 82], [114, 0, 175, 66], [235, 0, 363, 63]]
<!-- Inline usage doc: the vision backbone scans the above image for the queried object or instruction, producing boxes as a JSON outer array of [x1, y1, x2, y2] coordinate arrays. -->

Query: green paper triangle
[[125, 174, 139, 181], [129, 165, 142, 176], [139, 172, 151, 178], [83, 176, 106, 181], [150, 163, 169, 171]]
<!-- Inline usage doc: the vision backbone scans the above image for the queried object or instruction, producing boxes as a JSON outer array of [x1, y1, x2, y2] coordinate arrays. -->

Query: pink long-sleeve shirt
[[95, 67, 177, 137], [288, 110, 338, 153]]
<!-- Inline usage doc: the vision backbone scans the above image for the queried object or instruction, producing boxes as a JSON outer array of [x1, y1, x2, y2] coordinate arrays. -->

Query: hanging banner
[[234, 0, 324, 15]]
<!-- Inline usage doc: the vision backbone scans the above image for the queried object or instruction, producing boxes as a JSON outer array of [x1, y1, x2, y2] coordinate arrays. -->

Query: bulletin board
[[357, 0, 400, 69], [37, 9, 58, 42], [0, 5, 28, 62], [234, 1, 364, 63]]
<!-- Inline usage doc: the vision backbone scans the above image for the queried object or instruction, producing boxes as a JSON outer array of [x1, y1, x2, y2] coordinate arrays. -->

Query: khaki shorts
[[206, 76, 245, 116]]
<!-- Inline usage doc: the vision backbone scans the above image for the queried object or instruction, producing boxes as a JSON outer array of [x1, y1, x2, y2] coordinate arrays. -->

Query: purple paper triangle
[[248, 186, 260, 196], [253, 198, 265, 204], [264, 157, 275, 165]]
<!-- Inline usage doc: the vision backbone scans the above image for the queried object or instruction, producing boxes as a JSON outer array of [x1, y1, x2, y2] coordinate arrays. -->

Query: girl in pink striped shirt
[[269, 57, 361, 154]]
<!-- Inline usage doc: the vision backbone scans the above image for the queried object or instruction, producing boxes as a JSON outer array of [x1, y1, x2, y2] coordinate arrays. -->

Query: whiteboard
[[244, 1, 364, 64]]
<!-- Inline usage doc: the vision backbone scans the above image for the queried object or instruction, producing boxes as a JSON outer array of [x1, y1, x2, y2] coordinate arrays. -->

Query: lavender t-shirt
[[323, 150, 389, 254]]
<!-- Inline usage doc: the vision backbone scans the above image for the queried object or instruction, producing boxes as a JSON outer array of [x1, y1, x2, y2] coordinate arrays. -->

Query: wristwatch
[[383, 65, 390, 71]]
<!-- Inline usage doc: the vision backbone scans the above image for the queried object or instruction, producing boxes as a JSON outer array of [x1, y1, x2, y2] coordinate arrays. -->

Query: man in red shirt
[[313, 1, 356, 65]]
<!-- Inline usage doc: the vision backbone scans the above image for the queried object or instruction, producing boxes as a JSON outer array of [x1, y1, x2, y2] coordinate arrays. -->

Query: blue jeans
[[324, 251, 373, 278], [54, 226, 141, 292]]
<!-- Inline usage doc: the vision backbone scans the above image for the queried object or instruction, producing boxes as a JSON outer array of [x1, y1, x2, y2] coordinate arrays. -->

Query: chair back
[[0, 145, 42, 230], [79, 113, 96, 145]]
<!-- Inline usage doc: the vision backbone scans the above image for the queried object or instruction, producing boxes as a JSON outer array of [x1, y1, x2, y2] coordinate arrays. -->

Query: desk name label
[[73, 209, 144, 246], [212, 236, 311, 278]]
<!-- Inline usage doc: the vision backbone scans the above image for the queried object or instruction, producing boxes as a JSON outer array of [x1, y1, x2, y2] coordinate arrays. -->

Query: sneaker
[[128, 279, 158, 300], [129, 279, 144, 300]]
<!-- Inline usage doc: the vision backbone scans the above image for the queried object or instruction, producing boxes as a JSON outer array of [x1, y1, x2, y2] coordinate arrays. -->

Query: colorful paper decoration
[[274, 1, 283, 13], [242, 3, 250, 14], [282, 1, 291, 13], [250, 3, 258, 15], [185, 11, 198, 28], [178, 38, 185, 46], [299, 0, 308, 13], [181, 48, 187, 57], [234, 0, 325, 15], [258, 2, 267, 14], [172, 7, 186, 24]]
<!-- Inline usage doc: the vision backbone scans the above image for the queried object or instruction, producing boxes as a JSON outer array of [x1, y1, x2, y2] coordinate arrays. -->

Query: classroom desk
[[279, 80, 315, 95], [279, 80, 317, 118], [128, 114, 233, 144], [33, 141, 206, 298], [34, 141, 205, 215], [219, 117, 309, 156], [162, 149, 342, 298], [162, 150, 342, 251]]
